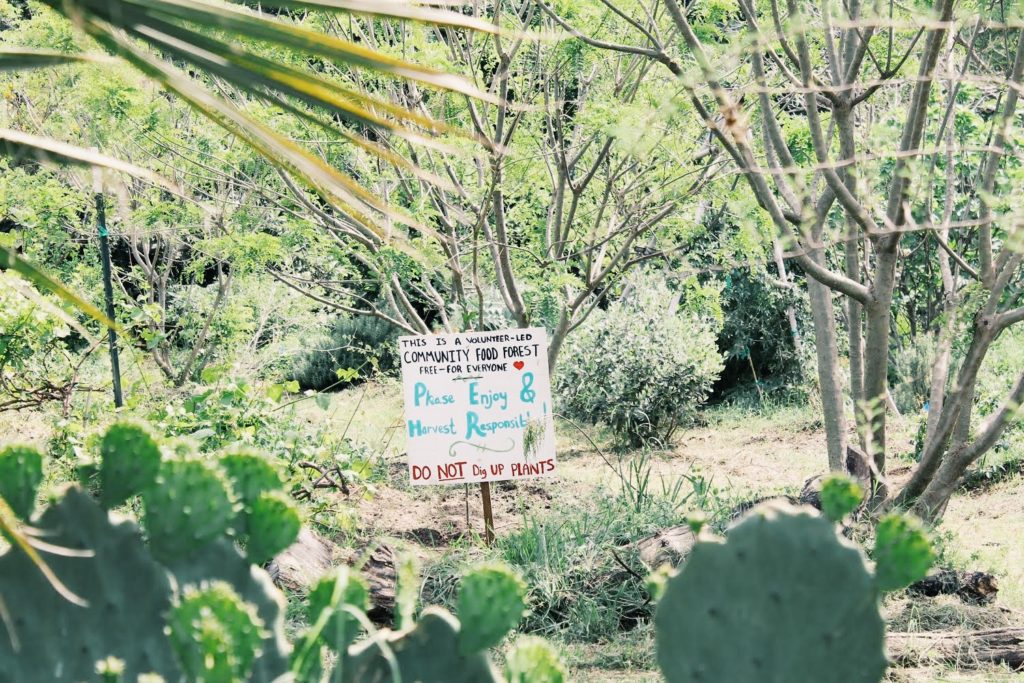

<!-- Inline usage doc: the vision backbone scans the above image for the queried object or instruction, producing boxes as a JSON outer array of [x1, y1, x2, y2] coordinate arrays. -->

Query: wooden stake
[[479, 481, 495, 545]]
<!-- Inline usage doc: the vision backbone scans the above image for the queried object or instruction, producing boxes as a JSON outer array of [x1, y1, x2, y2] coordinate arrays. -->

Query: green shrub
[[288, 315, 401, 391], [555, 277, 723, 446], [717, 267, 811, 405]]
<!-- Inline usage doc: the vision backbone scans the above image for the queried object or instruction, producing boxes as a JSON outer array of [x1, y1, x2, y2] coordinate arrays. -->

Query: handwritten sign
[[398, 327, 557, 485]]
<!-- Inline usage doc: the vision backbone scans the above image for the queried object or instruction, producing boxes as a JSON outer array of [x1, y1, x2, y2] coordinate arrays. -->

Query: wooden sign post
[[398, 327, 557, 545]]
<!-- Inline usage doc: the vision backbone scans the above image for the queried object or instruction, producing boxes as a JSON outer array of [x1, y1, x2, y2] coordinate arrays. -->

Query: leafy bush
[[555, 277, 723, 446], [288, 315, 401, 391], [0, 272, 89, 413], [716, 267, 812, 405]]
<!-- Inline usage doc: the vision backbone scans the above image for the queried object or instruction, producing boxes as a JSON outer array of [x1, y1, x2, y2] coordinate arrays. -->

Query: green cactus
[[505, 636, 567, 683], [457, 563, 528, 654], [244, 490, 301, 565], [818, 475, 864, 523], [142, 458, 237, 561], [167, 582, 265, 683], [219, 452, 283, 502], [219, 452, 284, 535], [0, 445, 43, 519], [873, 514, 934, 592], [99, 422, 162, 510], [655, 501, 886, 683], [162, 539, 291, 682], [0, 488, 182, 682], [338, 608, 503, 683]]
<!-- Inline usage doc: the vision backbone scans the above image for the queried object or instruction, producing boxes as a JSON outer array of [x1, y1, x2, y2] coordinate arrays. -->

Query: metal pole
[[95, 188, 123, 408]]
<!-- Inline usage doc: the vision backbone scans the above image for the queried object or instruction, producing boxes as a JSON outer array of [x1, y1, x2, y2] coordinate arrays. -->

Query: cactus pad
[[142, 458, 237, 561], [219, 452, 283, 505], [655, 501, 886, 683], [163, 539, 291, 682], [244, 490, 301, 565], [307, 567, 370, 652], [505, 636, 567, 683], [0, 488, 181, 681], [99, 423, 162, 510], [0, 445, 43, 520], [167, 582, 265, 683], [457, 563, 528, 654]]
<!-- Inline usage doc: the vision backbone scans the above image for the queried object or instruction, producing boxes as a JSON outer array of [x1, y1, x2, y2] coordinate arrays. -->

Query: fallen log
[[908, 569, 999, 604], [634, 525, 696, 568], [888, 627, 1024, 670]]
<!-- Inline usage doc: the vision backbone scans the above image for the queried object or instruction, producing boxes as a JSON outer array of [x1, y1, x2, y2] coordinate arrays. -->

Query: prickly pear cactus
[[162, 539, 291, 682], [99, 422, 162, 510], [0, 444, 43, 519], [338, 608, 503, 683], [245, 490, 301, 565], [167, 582, 265, 683], [655, 501, 886, 683], [142, 458, 237, 561], [0, 488, 182, 682], [505, 636, 567, 683], [219, 452, 284, 535], [457, 563, 528, 653]]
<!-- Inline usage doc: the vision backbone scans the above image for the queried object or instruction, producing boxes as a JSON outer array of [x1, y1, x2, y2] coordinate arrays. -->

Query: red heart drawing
[[513, 361, 525, 370]]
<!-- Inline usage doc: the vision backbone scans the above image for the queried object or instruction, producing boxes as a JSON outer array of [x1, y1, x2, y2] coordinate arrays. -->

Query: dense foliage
[[555, 275, 723, 446]]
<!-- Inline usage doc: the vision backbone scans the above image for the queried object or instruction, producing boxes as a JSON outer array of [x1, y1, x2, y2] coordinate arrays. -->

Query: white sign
[[398, 327, 557, 485]]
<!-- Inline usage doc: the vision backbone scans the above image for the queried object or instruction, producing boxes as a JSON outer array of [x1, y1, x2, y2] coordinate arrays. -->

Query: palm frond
[[0, 499, 88, 609], [0, 48, 111, 70]]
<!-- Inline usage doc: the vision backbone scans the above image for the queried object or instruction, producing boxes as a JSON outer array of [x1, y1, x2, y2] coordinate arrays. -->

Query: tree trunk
[[806, 265, 848, 471], [861, 241, 899, 475]]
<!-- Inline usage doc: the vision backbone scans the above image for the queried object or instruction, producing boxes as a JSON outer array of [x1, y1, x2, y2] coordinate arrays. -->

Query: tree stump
[[635, 526, 696, 567], [363, 544, 397, 625], [267, 527, 335, 592], [908, 569, 999, 605]]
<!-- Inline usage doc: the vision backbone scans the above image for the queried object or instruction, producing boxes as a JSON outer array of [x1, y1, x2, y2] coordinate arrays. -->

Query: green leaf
[[818, 475, 864, 523], [1, 247, 116, 333], [0, 48, 111, 70], [873, 514, 935, 592], [457, 563, 527, 654], [335, 367, 360, 382], [283, 380, 300, 394], [265, 384, 285, 403], [314, 393, 331, 411], [0, 128, 181, 192]]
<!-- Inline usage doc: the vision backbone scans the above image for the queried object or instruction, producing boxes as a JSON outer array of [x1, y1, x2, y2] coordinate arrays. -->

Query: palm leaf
[[0, 247, 117, 333], [252, 0, 505, 34], [0, 499, 89, 611], [0, 48, 111, 70], [0, 128, 183, 194], [26, 0, 487, 246]]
